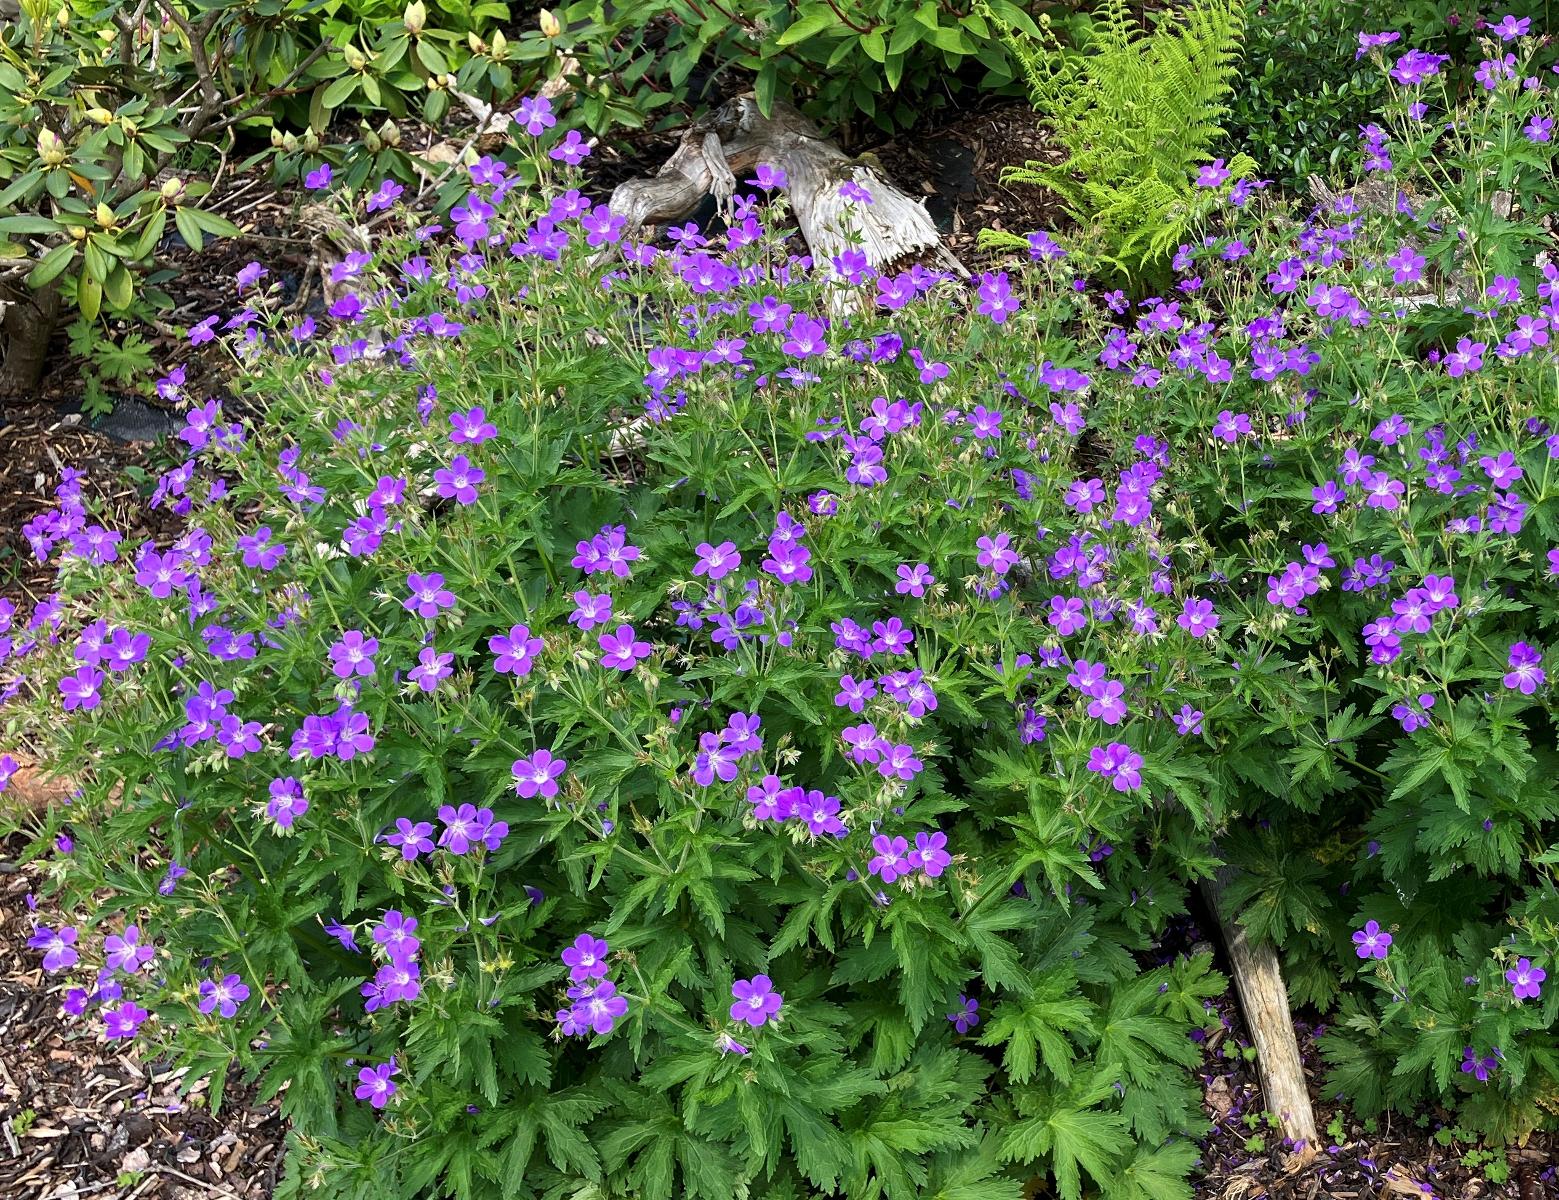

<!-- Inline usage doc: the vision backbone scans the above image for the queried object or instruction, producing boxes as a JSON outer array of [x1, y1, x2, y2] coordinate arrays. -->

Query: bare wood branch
[[1202, 867, 1320, 1150]]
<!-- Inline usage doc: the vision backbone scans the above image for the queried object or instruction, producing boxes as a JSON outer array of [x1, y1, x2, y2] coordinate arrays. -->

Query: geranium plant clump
[[3, 17, 1559, 1199]]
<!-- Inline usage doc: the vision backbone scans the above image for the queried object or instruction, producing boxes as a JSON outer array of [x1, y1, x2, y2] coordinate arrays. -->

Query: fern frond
[[981, 0, 1248, 275]]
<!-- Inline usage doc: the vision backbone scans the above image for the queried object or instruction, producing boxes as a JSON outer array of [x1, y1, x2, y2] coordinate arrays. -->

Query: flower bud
[[121, 118, 137, 137], [491, 29, 508, 58], [87, 108, 114, 125], [95, 202, 114, 228], [68, 225, 87, 241], [38, 128, 67, 166], [378, 119, 400, 147], [281, 132, 298, 153], [302, 129, 321, 152], [270, 127, 285, 148], [159, 176, 185, 201], [363, 128, 383, 152], [343, 43, 367, 71], [468, 31, 485, 53], [402, 0, 425, 35], [538, 8, 560, 37], [56, 6, 69, 27]]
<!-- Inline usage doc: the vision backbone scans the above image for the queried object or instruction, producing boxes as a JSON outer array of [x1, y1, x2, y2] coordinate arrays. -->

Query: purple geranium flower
[[946, 994, 979, 1033], [355, 1060, 398, 1108], [513, 748, 567, 798], [1507, 958, 1546, 1000], [563, 934, 610, 982], [598, 624, 653, 670], [730, 974, 783, 1028], [1352, 920, 1391, 960], [198, 973, 250, 1018]]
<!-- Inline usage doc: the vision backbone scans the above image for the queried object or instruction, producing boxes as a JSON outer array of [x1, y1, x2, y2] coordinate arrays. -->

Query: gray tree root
[[607, 95, 967, 280]]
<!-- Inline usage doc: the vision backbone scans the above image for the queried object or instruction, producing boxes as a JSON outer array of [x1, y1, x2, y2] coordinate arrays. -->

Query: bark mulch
[[0, 842, 287, 1200]]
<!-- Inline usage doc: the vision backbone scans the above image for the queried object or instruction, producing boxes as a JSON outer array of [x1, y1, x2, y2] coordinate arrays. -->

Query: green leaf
[[999, 1086, 1125, 1200], [173, 206, 205, 252], [1112, 1140, 1199, 1200], [104, 263, 134, 311], [776, 8, 836, 46], [27, 242, 77, 289], [321, 73, 361, 109], [0, 215, 62, 235], [77, 271, 102, 321]]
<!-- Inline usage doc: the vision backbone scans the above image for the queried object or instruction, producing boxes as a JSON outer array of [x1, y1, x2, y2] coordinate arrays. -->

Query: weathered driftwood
[[1202, 866, 1319, 1149], [607, 94, 967, 280]]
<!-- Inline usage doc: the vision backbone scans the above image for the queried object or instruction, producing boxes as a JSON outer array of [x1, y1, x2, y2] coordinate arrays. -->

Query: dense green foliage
[[512, 0, 1047, 139], [1225, 0, 1388, 191], [6, 10, 1559, 1200], [987, 0, 1255, 275]]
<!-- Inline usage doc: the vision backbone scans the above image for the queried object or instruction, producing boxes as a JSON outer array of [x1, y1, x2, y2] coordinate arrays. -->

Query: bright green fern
[[981, 0, 1254, 275]]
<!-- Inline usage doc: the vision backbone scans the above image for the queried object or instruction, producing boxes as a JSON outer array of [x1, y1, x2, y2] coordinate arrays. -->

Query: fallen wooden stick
[[1202, 865, 1320, 1149]]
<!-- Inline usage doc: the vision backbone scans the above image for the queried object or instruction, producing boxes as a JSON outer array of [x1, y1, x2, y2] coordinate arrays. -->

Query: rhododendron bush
[[5, 22, 1559, 1200]]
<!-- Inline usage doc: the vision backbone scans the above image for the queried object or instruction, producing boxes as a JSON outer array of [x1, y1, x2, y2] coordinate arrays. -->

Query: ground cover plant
[[3, 14, 1559, 1199]]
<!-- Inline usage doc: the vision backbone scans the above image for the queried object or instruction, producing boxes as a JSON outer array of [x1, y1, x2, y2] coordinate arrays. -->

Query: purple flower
[[568, 979, 629, 1035], [329, 630, 378, 679], [386, 818, 435, 860], [434, 455, 485, 505], [60, 665, 104, 711], [1087, 742, 1144, 792], [1195, 159, 1230, 188], [490, 624, 543, 675], [404, 572, 456, 619], [976, 532, 1019, 575], [104, 924, 155, 974], [895, 563, 933, 597], [548, 129, 592, 165], [355, 1061, 398, 1108], [1352, 920, 1391, 960], [910, 830, 951, 877], [448, 407, 498, 446], [947, 994, 979, 1033], [305, 164, 333, 190], [197, 973, 250, 1018], [569, 591, 613, 632], [868, 834, 912, 883], [266, 777, 308, 830], [409, 646, 454, 693], [375, 919, 426, 978], [1507, 958, 1545, 1000], [104, 1001, 149, 1040], [27, 924, 79, 972], [976, 271, 1019, 324], [437, 803, 485, 854], [563, 934, 610, 982], [694, 541, 741, 582], [1212, 411, 1252, 443], [730, 974, 783, 1028], [513, 748, 567, 799], [1172, 705, 1203, 736], [1502, 642, 1545, 694], [598, 624, 653, 670], [515, 95, 556, 136], [1176, 597, 1220, 638], [235, 261, 268, 292]]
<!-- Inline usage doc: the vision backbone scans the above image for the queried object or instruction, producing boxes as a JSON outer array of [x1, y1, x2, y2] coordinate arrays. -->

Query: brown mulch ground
[[0, 842, 287, 1200]]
